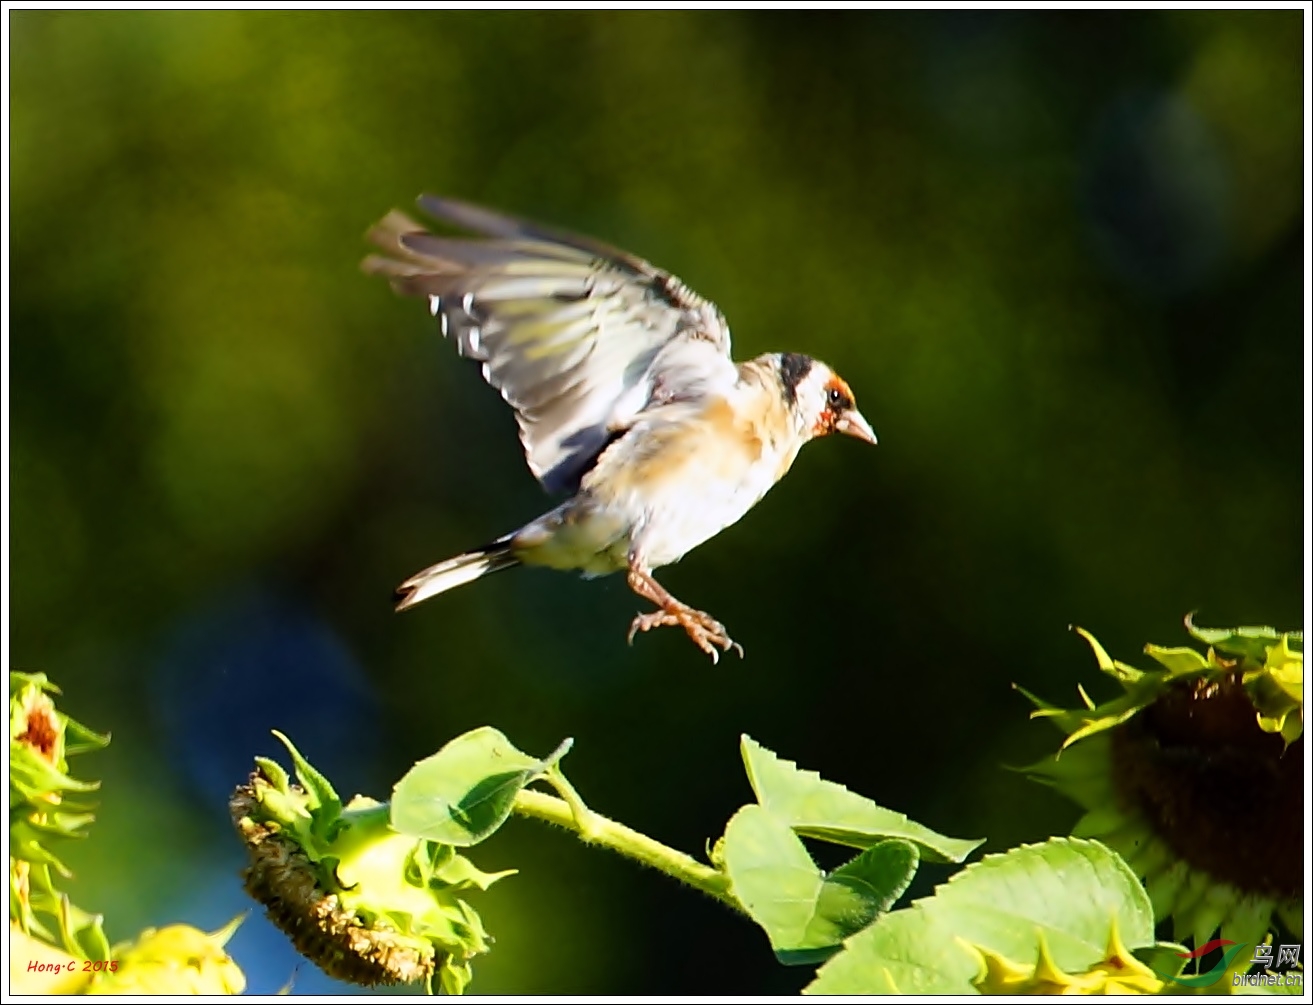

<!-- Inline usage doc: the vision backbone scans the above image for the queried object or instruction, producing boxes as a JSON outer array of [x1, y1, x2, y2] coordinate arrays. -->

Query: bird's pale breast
[[582, 389, 801, 571]]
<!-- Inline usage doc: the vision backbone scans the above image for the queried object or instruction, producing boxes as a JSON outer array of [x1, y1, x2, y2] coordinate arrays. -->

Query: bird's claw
[[627, 607, 743, 663], [627, 609, 678, 645]]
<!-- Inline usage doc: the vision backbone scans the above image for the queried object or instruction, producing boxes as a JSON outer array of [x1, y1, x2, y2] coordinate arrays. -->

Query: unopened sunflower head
[[1019, 618, 1303, 956], [84, 919, 246, 995], [231, 732, 511, 994], [9, 672, 111, 957], [9, 672, 108, 827]]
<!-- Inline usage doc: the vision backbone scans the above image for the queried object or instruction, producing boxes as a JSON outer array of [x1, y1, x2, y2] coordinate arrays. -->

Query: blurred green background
[[7, 10, 1304, 994]]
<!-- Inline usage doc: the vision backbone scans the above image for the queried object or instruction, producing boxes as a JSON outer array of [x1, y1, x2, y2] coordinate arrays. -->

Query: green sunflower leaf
[[740, 736, 982, 863], [391, 727, 569, 846], [720, 804, 919, 965], [806, 838, 1157, 994], [805, 897, 973, 993]]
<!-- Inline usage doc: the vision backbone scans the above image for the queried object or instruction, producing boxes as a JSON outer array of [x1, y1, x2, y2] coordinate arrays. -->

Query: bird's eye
[[826, 387, 845, 409]]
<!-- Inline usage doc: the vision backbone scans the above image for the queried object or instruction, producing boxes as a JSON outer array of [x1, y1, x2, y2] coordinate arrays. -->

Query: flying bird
[[364, 196, 876, 661]]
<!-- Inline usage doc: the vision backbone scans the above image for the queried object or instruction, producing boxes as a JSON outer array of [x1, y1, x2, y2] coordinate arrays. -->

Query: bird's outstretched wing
[[364, 195, 735, 494]]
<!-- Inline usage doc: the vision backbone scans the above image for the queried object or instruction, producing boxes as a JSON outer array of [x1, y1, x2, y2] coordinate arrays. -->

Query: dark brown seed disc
[[1110, 671, 1302, 901]]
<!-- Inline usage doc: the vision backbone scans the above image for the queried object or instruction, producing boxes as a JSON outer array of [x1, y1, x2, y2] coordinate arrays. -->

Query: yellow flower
[[85, 920, 246, 995], [965, 919, 1165, 995]]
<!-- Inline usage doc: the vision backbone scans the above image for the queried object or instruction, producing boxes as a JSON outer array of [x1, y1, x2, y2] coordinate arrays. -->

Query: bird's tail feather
[[394, 540, 519, 611]]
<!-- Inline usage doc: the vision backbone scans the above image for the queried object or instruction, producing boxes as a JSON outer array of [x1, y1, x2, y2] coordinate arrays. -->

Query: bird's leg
[[625, 561, 743, 662]]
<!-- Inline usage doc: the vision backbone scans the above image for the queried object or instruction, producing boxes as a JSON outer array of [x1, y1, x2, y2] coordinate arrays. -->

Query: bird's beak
[[836, 410, 878, 445]]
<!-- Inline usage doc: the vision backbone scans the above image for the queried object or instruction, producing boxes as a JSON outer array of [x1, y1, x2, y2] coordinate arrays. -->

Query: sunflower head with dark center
[[1111, 670, 1302, 901]]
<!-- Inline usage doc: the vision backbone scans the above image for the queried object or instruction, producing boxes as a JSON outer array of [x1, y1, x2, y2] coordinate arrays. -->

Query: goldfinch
[[364, 196, 876, 661]]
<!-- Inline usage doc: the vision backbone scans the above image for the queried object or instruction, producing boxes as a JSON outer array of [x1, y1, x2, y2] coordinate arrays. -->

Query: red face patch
[[813, 377, 855, 436]]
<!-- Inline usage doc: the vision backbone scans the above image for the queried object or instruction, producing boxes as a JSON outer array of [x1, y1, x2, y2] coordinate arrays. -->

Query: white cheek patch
[[795, 369, 833, 427]]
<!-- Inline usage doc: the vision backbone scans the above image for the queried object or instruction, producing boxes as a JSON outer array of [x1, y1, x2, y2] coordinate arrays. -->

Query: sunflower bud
[[9, 672, 110, 958], [231, 732, 510, 993], [84, 920, 245, 995]]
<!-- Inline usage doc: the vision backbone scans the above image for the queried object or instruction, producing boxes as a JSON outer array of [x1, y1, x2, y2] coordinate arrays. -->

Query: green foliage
[[806, 838, 1160, 994], [391, 728, 572, 846], [740, 735, 982, 863], [1025, 621, 1305, 749], [714, 735, 978, 964], [233, 620, 1302, 995], [1185, 616, 1303, 662], [244, 726, 976, 991], [273, 728, 343, 827], [718, 805, 918, 965], [385, 728, 979, 975], [15, 626, 1305, 994]]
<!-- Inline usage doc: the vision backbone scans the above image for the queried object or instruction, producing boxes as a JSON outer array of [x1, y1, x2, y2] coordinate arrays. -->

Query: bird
[[363, 196, 877, 661]]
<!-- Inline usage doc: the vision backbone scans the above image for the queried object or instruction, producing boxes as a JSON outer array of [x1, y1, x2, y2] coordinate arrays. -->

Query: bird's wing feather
[[364, 196, 735, 494]]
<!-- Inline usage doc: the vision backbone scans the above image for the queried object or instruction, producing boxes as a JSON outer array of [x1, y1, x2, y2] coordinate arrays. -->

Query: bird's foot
[[627, 605, 743, 663]]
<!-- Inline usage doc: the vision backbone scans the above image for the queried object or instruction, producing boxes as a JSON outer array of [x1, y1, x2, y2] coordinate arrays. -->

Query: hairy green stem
[[511, 786, 740, 912]]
